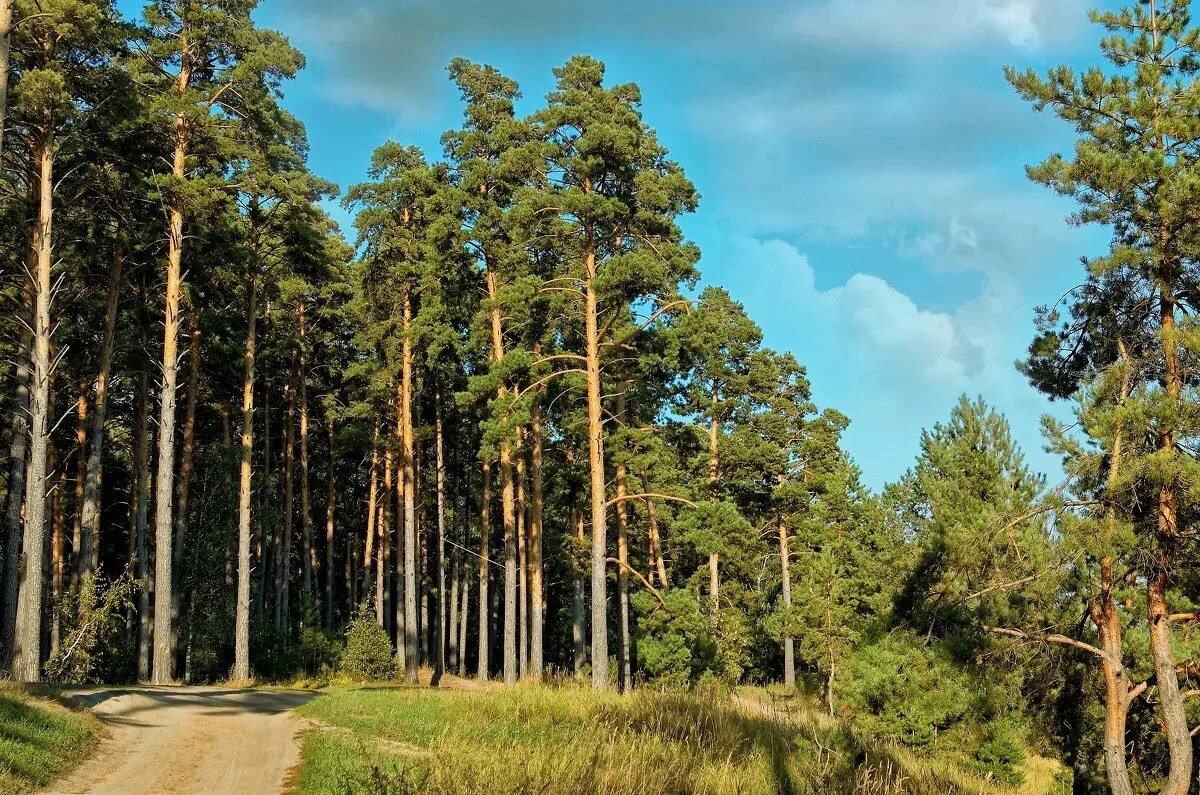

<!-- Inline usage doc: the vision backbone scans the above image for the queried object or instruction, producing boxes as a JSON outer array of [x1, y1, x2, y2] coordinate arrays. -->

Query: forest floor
[[39, 686, 315, 795]]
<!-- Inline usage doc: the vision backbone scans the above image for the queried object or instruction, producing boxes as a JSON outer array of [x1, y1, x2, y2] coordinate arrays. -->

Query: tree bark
[[277, 359, 296, 635], [233, 272, 258, 680], [324, 420, 335, 629], [70, 381, 87, 590], [363, 419, 379, 612], [477, 459, 491, 680], [150, 52, 194, 685], [516, 429, 528, 678], [401, 291, 418, 682], [572, 505, 587, 676], [11, 138, 54, 683], [583, 242, 609, 690], [1151, 288, 1191, 795], [614, 390, 631, 692], [529, 397, 544, 679], [2, 267, 31, 670], [708, 387, 720, 622], [50, 464, 63, 660], [647, 497, 668, 588], [779, 515, 795, 688], [172, 319, 200, 653], [133, 369, 152, 682], [434, 390, 447, 681], [380, 435, 393, 634], [78, 246, 124, 579], [298, 302, 315, 608]]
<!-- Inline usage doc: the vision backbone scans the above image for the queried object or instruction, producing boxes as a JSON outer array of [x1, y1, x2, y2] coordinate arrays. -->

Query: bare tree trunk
[[1151, 288, 1191, 795], [615, 391, 631, 691], [583, 242, 609, 690], [324, 420, 335, 628], [150, 61, 194, 684], [363, 420, 379, 611], [380, 439, 392, 634], [50, 466, 64, 661], [401, 292, 418, 682], [516, 430, 528, 678], [233, 272, 257, 680], [529, 398, 544, 679], [458, 555, 469, 677], [483, 264, 519, 686], [11, 138, 55, 683], [70, 381, 87, 590], [434, 390, 446, 681], [778, 515, 795, 688], [476, 459, 490, 680], [647, 497, 667, 588], [707, 389, 720, 623], [2, 268, 31, 670], [133, 369, 151, 682], [172, 320, 200, 654], [571, 506, 587, 676], [277, 360, 296, 635], [78, 247, 124, 579], [298, 303, 315, 609]]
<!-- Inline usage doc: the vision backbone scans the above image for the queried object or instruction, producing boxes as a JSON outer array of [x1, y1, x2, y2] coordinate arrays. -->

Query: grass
[[291, 684, 1069, 794], [0, 682, 101, 792]]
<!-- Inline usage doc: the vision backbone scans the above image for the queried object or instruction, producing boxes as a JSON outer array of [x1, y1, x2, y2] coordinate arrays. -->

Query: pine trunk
[[516, 431, 528, 678], [2, 267, 31, 670], [401, 291, 418, 682], [779, 515, 795, 688], [529, 398, 544, 679], [477, 459, 491, 680], [0, 0, 11, 158], [434, 391, 447, 680], [278, 360, 296, 635], [363, 420, 380, 611], [647, 497, 667, 588], [78, 247, 124, 579], [172, 320, 201, 654], [150, 68, 193, 684], [583, 243, 609, 690], [70, 382, 87, 590], [324, 420, 335, 629], [572, 506, 587, 676], [298, 302, 315, 606], [233, 272, 257, 680], [11, 137, 54, 682], [133, 369, 151, 682], [614, 401, 631, 691]]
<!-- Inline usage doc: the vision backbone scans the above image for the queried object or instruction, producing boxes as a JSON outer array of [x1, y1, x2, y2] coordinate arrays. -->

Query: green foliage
[[340, 611, 395, 682], [633, 589, 715, 686], [44, 572, 135, 684]]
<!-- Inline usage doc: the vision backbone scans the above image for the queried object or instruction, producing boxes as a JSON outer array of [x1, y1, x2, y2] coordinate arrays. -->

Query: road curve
[[42, 686, 315, 795]]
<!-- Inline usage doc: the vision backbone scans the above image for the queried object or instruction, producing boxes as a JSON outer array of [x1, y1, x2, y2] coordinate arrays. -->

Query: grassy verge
[[0, 683, 101, 792], [292, 685, 1067, 794]]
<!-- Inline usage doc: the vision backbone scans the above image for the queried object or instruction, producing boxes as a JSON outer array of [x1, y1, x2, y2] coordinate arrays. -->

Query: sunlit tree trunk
[[363, 420, 380, 611], [615, 391, 631, 691], [12, 138, 55, 683], [233, 270, 258, 680], [401, 290, 418, 682], [50, 464, 64, 660], [647, 497, 667, 588], [516, 430, 528, 678], [583, 239, 609, 690], [529, 398, 544, 679], [434, 390, 447, 680], [572, 505, 587, 676], [778, 514, 794, 688], [2, 265, 31, 670], [150, 51, 194, 685]]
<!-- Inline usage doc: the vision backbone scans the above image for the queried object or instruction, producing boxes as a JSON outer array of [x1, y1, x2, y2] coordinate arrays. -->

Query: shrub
[[341, 609, 395, 680]]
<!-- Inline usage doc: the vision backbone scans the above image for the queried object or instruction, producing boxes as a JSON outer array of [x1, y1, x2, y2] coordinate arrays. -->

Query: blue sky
[[122, 0, 1119, 489]]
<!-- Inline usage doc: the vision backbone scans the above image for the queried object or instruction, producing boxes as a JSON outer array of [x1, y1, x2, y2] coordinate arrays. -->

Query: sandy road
[[41, 686, 316, 795]]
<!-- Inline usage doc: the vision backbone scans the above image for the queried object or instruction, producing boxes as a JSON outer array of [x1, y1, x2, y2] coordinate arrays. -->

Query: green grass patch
[[293, 686, 1067, 794], [0, 683, 101, 792]]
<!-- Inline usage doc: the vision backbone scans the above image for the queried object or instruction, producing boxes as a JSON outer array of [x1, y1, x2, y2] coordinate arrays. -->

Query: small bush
[[341, 610, 395, 680]]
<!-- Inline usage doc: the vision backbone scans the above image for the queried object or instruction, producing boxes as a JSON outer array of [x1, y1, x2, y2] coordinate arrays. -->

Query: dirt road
[[42, 686, 315, 795]]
